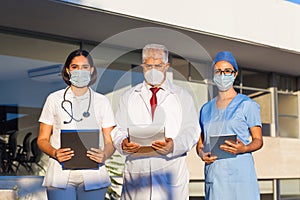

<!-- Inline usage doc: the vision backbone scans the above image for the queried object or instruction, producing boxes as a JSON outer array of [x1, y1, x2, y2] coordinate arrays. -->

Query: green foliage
[[105, 153, 124, 200]]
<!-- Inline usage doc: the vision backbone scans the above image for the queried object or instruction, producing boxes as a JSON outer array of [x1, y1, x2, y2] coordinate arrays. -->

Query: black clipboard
[[60, 129, 99, 170], [210, 134, 237, 159]]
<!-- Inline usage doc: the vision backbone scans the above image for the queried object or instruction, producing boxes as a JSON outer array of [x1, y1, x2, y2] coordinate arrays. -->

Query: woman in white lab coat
[[38, 49, 115, 200]]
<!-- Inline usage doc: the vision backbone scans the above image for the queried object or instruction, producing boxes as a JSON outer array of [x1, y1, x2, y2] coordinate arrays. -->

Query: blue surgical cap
[[212, 51, 238, 71]]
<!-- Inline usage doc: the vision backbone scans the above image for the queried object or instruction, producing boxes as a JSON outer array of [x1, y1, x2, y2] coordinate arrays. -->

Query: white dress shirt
[[111, 79, 201, 200]]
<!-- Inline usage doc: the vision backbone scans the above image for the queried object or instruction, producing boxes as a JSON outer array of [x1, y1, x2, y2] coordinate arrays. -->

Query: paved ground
[[0, 176, 46, 200]]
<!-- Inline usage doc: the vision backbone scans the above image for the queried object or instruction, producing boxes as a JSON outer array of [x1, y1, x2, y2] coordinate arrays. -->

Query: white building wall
[[64, 0, 300, 52]]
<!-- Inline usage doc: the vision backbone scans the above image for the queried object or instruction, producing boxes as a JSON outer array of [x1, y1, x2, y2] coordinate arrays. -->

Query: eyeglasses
[[141, 63, 165, 69], [214, 68, 236, 76]]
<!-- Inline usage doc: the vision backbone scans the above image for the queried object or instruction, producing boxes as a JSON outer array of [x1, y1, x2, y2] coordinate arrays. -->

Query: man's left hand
[[152, 138, 174, 155]]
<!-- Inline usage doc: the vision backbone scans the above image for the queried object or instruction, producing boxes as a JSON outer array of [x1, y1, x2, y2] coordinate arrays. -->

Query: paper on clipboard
[[128, 124, 165, 157], [128, 124, 165, 146], [210, 134, 237, 159]]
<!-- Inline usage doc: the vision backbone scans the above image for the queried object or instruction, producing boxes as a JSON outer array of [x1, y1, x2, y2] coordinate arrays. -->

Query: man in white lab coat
[[111, 44, 200, 200]]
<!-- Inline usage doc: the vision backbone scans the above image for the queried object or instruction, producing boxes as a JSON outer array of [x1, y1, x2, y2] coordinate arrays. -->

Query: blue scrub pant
[[46, 184, 107, 200]]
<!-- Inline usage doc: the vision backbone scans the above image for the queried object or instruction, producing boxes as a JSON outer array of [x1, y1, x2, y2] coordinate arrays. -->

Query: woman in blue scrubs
[[196, 51, 263, 200]]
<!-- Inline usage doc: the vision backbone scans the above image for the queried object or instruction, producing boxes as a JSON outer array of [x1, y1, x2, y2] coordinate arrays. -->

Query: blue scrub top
[[199, 94, 261, 200]]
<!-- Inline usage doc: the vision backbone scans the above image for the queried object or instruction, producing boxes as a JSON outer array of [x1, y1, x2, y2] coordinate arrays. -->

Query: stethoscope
[[61, 86, 91, 124]]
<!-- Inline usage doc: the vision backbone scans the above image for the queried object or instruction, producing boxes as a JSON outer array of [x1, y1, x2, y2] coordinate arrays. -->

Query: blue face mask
[[69, 70, 91, 88], [213, 74, 235, 91]]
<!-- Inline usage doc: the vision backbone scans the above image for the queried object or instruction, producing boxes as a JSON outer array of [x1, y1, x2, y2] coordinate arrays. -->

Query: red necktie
[[150, 87, 160, 120]]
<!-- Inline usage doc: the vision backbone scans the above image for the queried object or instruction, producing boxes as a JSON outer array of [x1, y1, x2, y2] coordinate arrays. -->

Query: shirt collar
[[65, 86, 90, 100], [134, 79, 176, 94]]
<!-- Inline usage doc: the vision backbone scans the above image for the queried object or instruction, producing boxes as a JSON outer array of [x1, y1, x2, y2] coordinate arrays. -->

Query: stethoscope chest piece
[[83, 111, 90, 118]]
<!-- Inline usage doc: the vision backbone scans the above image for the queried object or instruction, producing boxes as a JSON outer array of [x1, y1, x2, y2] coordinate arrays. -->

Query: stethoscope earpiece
[[61, 86, 91, 124]]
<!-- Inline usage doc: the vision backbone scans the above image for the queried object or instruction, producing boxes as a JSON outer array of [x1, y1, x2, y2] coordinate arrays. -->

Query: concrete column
[[269, 87, 279, 137], [269, 73, 279, 137]]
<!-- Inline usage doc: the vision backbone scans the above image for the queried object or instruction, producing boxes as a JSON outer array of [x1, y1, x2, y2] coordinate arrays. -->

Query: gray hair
[[142, 44, 169, 63]]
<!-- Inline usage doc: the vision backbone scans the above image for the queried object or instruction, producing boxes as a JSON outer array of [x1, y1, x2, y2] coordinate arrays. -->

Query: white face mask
[[69, 70, 91, 88], [144, 68, 165, 86], [213, 74, 235, 91]]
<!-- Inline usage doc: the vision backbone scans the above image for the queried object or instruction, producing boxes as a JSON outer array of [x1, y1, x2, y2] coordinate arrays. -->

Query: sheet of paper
[[128, 124, 165, 146]]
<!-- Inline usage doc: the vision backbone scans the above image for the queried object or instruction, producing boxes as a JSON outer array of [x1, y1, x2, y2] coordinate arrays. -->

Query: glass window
[[278, 93, 299, 138], [280, 179, 300, 199], [240, 88, 272, 136], [236, 69, 271, 89], [0, 32, 79, 175], [172, 57, 189, 81], [93, 50, 143, 112], [172, 56, 205, 82], [276, 74, 297, 92]]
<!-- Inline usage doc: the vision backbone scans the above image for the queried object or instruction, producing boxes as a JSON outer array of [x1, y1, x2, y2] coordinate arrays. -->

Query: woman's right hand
[[199, 150, 217, 164], [196, 133, 217, 164], [55, 148, 74, 162]]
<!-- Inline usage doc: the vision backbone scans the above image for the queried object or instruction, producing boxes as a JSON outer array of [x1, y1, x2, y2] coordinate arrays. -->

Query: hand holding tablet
[[210, 134, 237, 159]]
